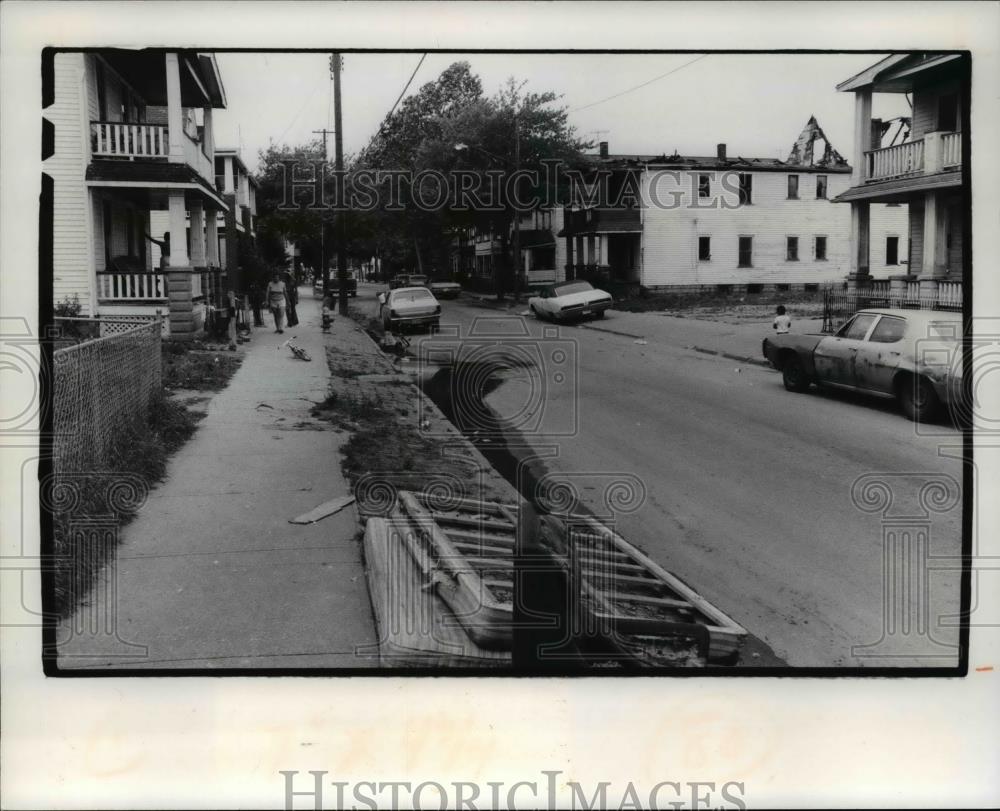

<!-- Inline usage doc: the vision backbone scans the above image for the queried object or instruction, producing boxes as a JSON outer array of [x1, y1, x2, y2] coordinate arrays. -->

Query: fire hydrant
[[321, 297, 334, 333]]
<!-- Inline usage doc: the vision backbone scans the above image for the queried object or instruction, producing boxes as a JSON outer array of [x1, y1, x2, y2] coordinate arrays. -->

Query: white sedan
[[528, 280, 613, 321], [378, 286, 441, 333]]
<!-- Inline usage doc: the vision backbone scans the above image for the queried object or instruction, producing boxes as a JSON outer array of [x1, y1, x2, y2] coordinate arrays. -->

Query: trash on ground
[[634, 339, 648, 345], [289, 494, 356, 524], [256, 403, 274, 409]]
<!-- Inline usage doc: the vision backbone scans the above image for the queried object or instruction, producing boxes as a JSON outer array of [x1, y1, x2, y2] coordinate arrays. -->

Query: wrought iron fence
[[821, 287, 963, 333], [51, 318, 162, 474]]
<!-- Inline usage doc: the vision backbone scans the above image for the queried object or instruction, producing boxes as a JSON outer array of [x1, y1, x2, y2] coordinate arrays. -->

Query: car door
[[813, 312, 878, 387], [853, 314, 906, 394]]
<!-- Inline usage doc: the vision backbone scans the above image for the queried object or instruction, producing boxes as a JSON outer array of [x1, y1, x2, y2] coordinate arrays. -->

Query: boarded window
[[698, 174, 711, 198], [698, 236, 711, 261], [787, 175, 799, 199], [886, 236, 899, 265], [738, 173, 752, 205], [738, 236, 753, 267], [786, 236, 799, 261], [816, 175, 828, 199], [815, 235, 827, 260]]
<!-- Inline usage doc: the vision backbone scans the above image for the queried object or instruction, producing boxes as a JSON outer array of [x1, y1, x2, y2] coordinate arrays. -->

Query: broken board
[[289, 495, 356, 525], [538, 514, 746, 665], [392, 490, 516, 651], [363, 516, 510, 668]]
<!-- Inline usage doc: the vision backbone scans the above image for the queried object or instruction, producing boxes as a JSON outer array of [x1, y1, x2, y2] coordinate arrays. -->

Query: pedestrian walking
[[248, 281, 265, 327], [772, 304, 792, 335], [284, 270, 299, 327], [266, 271, 290, 333]]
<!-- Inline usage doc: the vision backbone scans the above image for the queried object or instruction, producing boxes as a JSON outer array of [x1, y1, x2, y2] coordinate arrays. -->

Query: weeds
[[161, 343, 243, 390], [51, 391, 202, 616]]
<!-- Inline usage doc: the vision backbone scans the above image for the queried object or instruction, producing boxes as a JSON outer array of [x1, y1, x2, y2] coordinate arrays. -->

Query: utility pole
[[512, 107, 521, 303], [311, 127, 334, 297], [332, 52, 348, 316]]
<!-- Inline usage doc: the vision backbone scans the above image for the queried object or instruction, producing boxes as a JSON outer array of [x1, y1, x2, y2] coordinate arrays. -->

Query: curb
[[689, 345, 772, 368]]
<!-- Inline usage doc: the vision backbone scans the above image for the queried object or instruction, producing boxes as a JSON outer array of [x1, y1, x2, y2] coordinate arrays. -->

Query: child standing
[[772, 304, 792, 335]]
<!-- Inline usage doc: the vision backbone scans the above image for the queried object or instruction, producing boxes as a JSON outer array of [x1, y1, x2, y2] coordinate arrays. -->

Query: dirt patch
[[615, 288, 828, 322]]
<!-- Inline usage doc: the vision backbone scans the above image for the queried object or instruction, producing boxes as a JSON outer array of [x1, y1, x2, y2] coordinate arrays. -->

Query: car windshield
[[552, 282, 594, 296], [394, 289, 433, 303]]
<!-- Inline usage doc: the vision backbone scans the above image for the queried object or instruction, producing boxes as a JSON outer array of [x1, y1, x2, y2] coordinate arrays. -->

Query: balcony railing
[[91, 122, 169, 159], [941, 132, 962, 168], [865, 139, 924, 182], [97, 271, 167, 301], [864, 131, 962, 183]]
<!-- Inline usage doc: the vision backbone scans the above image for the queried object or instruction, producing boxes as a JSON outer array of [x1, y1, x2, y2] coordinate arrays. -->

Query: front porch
[[90, 184, 228, 338]]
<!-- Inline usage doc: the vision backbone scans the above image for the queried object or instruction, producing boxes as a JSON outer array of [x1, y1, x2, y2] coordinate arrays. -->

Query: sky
[[212, 52, 911, 174]]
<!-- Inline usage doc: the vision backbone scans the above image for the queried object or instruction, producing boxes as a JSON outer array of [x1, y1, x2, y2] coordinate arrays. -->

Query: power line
[[568, 55, 709, 113], [378, 53, 427, 132], [274, 75, 326, 145]]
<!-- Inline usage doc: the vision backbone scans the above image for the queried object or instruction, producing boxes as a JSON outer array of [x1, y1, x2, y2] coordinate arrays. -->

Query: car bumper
[[555, 301, 611, 319]]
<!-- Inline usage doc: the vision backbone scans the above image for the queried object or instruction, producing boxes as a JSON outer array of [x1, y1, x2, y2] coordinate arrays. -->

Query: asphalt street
[[356, 284, 964, 668]]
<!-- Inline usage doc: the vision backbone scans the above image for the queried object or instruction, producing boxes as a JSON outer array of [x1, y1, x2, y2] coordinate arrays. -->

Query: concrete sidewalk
[[56, 289, 378, 669], [461, 292, 823, 367]]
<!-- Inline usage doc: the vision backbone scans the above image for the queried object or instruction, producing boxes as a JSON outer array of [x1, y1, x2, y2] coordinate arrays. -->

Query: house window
[[738, 236, 753, 267], [815, 235, 827, 260], [787, 175, 799, 199], [698, 236, 711, 261], [786, 236, 799, 261], [102, 200, 112, 267], [816, 175, 828, 199], [738, 173, 752, 205], [938, 93, 958, 132], [698, 174, 711, 198], [886, 236, 899, 265], [126, 208, 135, 257]]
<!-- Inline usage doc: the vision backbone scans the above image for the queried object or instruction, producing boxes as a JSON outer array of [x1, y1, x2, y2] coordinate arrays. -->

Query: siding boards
[[639, 169, 854, 287], [49, 53, 94, 314]]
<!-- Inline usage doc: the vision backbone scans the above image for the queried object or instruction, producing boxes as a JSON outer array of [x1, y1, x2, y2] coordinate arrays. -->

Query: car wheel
[[530, 305, 542, 320], [898, 374, 940, 422], [429, 319, 440, 334], [781, 355, 811, 392], [594, 310, 606, 319]]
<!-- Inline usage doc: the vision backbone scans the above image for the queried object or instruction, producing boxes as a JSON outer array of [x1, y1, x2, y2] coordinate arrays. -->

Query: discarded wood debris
[[538, 513, 747, 665], [289, 494, 356, 524], [391, 490, 518, 650]]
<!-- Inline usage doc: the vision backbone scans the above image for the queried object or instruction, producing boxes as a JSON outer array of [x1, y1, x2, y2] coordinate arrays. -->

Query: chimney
[[599, 141, 609, 158], [717, 143, 727, 161]]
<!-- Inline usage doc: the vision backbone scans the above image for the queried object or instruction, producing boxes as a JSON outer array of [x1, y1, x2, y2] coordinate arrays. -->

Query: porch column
[[599, 234, 609, 266], [852, 88, 872, 185], [205, 207, 219, 267], [165, 53, 184, 164], [189, 201, 206, 267], [848, 201, 870, 289], [921, 191, 948, 280], [165, 189, 196, 339]]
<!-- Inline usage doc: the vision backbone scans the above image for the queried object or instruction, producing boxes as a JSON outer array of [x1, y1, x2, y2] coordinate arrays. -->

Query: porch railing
[[938, 279, 963, 308], [865, 139, 924, 182], [91, 122, 169, 159], [97, 271, 167, 301], [941, 132, 962, 168]]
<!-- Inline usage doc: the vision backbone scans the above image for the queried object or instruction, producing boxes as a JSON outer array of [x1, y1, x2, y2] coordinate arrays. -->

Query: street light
[[453, 132, 522, 304]]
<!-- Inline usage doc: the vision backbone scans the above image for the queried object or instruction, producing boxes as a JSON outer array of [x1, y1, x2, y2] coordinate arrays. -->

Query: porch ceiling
[[833, 171, 962, 203], [87, 161, 229, 209], [100, 49, 224, 108]]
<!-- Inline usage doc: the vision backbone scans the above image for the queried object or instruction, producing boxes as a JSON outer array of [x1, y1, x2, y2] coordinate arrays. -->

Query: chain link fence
[[52, 318, 162, 474]]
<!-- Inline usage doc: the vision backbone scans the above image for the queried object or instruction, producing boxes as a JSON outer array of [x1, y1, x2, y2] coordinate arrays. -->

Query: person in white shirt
[[772, 304, 792, 335]]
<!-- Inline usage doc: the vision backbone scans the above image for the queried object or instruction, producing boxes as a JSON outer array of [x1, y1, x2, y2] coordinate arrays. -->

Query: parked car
[[429, 279, 462, 299], [389, 274, 410, 290], [762, 308, 963, 421], [312, 272, 357, 298], [407, 274, 429, 288], [528, 280, 613, 321], [378, 286, 441, 333]]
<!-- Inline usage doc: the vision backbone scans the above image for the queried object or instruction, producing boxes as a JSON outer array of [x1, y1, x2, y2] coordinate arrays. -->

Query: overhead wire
[[568, 54, 709, 113]]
